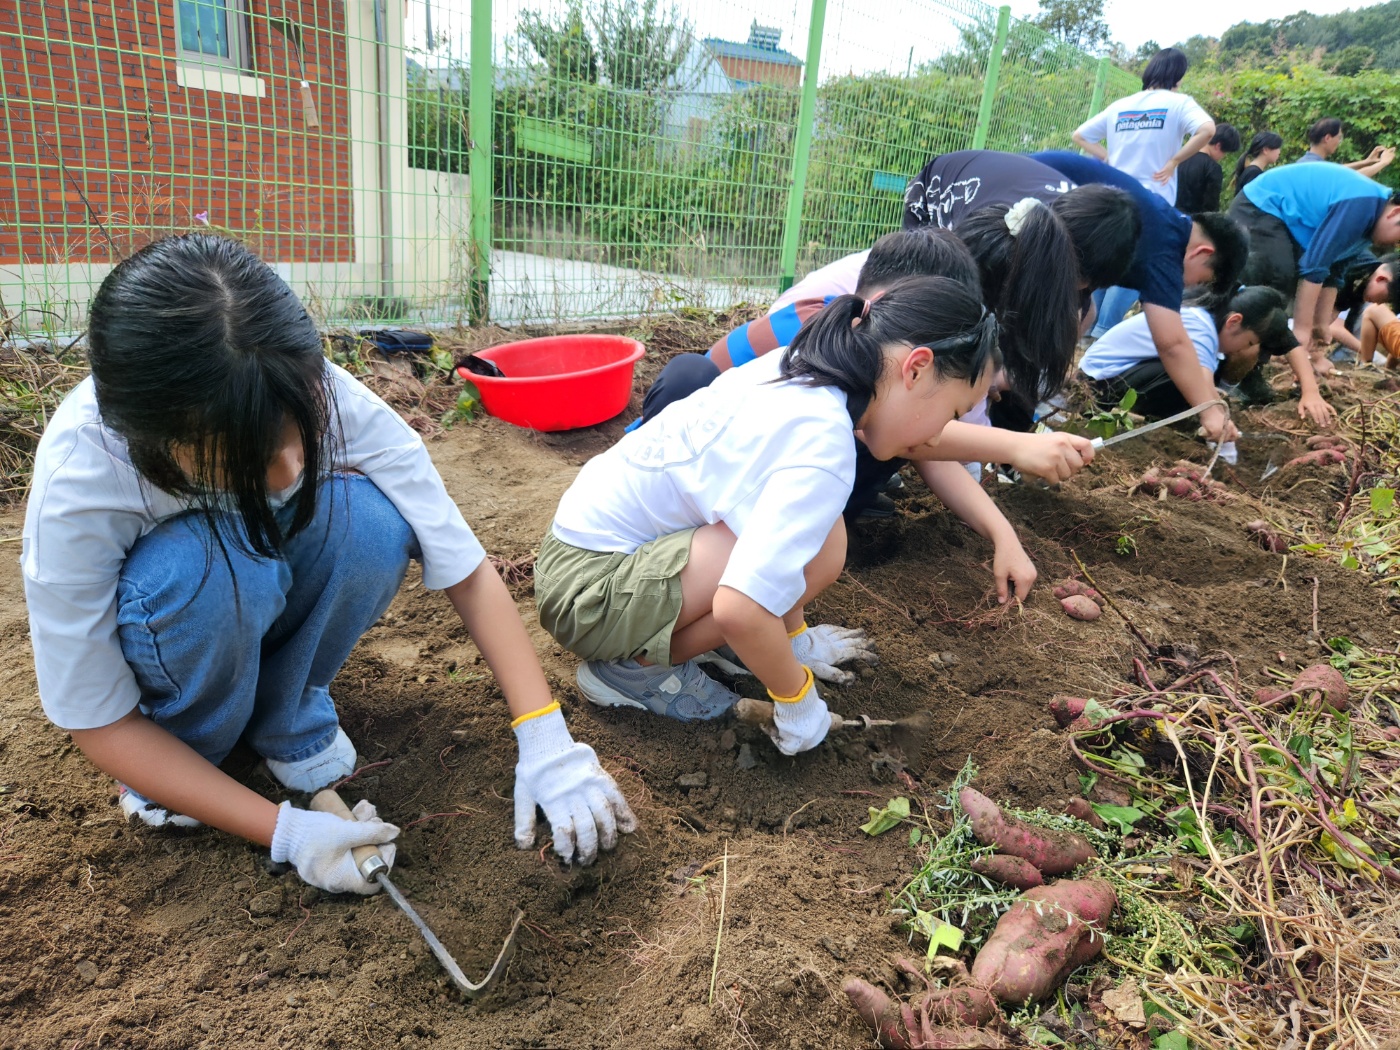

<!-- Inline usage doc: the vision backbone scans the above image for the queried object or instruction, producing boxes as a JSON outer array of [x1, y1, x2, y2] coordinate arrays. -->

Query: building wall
[[0, 1, 470, 330]]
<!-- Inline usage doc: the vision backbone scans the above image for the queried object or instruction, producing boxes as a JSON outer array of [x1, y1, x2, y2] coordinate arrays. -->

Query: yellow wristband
[[767, 665, 815, 704], [787, 621, 808, 640], [510, 700, 561, 730]]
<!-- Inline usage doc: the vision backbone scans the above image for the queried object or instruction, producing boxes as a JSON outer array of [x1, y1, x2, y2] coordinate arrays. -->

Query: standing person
[[1071, 47, 1215, 205], [1033, 150, 1250, 443], [1299, 117, 1396, 178], [1175, 124, 1242, 214], [535, 276, 1005, 752], [1228, 161, 1400, 414], [1234, 132, 1284, 195], [22, 234, 636, 890]]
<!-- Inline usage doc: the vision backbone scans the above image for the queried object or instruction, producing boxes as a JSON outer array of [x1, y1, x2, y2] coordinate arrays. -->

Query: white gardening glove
[[513, 702, 638, 865], [791, 623, 878, 685], [269, 800, 399, 895], [766, 667, 831, 755]]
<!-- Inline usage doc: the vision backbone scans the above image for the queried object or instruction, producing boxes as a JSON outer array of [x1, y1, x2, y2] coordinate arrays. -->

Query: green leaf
[[1090, 802, 1146, 834], [912, 910, 964, 955], [1118, 387, 1138, 413], [1082, 697, 1114, 724], [1154, 1032, 1190, 1050], [1078, 772, 1099, 795], [860, 796, 910, 836], [1288, 734, 1314, 768], [1341, 555, 1360, 571], [909, 826, 923, 847], [1370, 487, 1395, 516]]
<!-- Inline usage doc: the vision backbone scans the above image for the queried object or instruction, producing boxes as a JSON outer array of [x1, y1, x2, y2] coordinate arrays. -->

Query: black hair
[[1381, 253, 1400, 312], [1187, 284, 1294, 352], [1052, 185, 1141, 289], [1190, 212, 1250, 294], [953, 200, 1080, 404], [1233, 131, 1284, 191], [88, 232, 331, 561], [782, 275, 1000, 423], [1307, 117, 1343, 145], [1210, 123, 1241, 153], [856, 227, 981, 296], [1141, 48, 1188, 90]]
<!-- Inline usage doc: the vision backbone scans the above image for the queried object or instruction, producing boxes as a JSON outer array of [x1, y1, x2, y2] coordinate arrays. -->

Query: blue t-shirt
[[1079, 306, 1221, 381], [1031, 151, 1193, 312], [1241, 163, 1390, 284], [1297, 151, 1325, 164]]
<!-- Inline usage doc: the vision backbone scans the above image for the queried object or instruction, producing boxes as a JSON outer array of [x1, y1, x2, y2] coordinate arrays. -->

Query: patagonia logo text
[[1114, 109, 1168, 132]]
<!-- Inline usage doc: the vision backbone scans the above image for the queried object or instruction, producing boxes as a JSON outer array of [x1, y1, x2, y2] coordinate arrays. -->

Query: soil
[[0, 348, 1392, 1049]]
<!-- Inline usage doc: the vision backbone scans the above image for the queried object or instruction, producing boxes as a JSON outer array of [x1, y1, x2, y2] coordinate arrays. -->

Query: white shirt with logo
[[1075, 89, 1212, 203]]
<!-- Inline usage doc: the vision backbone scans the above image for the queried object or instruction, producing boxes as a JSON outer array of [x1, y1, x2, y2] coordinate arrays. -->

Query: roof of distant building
[[701, 22, 802, 67]]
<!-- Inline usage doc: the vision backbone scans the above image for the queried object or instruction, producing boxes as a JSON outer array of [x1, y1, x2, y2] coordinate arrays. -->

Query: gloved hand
[[791, 623, 878, 685], [766, 667, 831, 755], [269, 799, 399, 895], [513, 702, 638, 865]]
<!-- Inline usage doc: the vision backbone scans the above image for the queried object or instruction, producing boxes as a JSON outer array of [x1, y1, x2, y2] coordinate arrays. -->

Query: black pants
[[1228, 195, 1301, 298], [640, 353, 904, 518], [1083, 359, 1209, 419]]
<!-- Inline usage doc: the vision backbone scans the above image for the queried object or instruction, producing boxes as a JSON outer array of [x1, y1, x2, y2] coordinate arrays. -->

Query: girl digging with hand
[[21, 234, 635, 896], [535, 275, 1000, 754]]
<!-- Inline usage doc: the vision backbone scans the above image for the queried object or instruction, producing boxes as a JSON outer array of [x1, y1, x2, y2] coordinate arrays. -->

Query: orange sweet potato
[[959, 788, 1095, 876], [969, 879, 1117, 1005], [971, 854, 1044, 890]]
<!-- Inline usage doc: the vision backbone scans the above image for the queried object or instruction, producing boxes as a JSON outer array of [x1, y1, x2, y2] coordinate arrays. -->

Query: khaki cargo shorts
[[535, 527, 696, 667]]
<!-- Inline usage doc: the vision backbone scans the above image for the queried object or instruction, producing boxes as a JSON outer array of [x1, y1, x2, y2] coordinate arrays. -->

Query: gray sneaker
[[576, 659, 740, 722]]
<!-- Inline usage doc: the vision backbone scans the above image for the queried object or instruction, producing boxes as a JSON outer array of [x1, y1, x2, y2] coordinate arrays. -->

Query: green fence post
[[468, 0, 493, 324], [971, 5, 1010, 150], [776, 0, 829, 295], [1088, 55, 1110, 118]]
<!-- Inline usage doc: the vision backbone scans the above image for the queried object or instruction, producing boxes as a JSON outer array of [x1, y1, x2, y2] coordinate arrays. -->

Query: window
[[176, 0, 249, 71]]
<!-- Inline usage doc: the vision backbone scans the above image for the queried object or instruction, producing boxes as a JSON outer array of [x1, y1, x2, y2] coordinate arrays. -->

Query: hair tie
[[860, 298, 872, 321], [1005, 197, 1042, 237]]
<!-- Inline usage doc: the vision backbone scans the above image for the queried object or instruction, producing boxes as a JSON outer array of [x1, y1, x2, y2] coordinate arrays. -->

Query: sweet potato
[[959, 788, 1095, 876], [1254, 686, 1287, 705], [1285, 448, 1347, 469], [969, 879, 1117, 1005], [1165, 477, 1195, 498], [1136, 470, 1161, 494], [1307, 435, 1347, 450], [1052, 580, 1103, 606], [1063, 797, 1105, 830], [1245, 520, 1288, 553], [1292, 664, 1350, 712], [971, 854, 1044, 890], [1048, 695, 1087, 728], [1060, 595, 1102, 621], [842, 980, 1007, 1049]]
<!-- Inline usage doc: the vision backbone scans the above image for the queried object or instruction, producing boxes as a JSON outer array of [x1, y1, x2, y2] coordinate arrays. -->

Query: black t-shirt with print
[[902, 150, 1076, 230]]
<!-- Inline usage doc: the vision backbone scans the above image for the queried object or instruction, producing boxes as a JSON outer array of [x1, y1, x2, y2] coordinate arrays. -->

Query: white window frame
[[174, 0, 251, 74]]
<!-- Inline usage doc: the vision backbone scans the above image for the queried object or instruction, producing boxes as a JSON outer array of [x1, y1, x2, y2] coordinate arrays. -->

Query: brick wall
[[0, 1, 355, 266]]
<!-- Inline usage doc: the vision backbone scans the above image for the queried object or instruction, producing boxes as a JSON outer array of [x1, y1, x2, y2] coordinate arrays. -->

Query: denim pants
[[1090, 286, 1142, 339], [115, 474, 419, 769]]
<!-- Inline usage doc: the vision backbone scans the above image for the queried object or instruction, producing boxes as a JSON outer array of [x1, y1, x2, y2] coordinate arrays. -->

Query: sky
[[407, 0, 1387, 77]]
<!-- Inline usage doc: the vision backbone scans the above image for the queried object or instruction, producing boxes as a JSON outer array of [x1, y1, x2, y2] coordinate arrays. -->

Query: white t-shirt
[[552, 352, 855, 618], [1079, 305, 1221, 380], [1075, 89, 1212, 203], [770, 250, 869, 313], [21, 362, 485, 731]]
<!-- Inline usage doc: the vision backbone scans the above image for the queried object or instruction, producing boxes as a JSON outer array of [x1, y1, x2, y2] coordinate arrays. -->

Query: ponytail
[[956, 200, 1080, 405], [1186, 284, 1287, 333], [782, 276, 999, 422], [1233, 131, 1284, 193]]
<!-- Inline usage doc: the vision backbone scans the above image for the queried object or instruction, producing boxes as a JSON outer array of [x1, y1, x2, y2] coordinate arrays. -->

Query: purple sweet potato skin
[[1060, 595, 1102, 621], [970, 879, 1117, 1005], [1063, 797, 1105, 830], [919, 987, 1001, 1028], [1049, 696, 1087, 728], [971, 854, 1044, 890], [959, 788, 1096, 876], [1293, 664, 1350, 711], [843, 978, 908, 1049]]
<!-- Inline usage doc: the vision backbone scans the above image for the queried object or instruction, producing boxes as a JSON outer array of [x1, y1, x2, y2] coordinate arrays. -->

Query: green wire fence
[[0, 0, 1138, 336]]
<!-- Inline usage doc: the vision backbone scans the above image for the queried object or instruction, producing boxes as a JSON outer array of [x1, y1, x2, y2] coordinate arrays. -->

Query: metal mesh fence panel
[[0, 0, 1150, 335]]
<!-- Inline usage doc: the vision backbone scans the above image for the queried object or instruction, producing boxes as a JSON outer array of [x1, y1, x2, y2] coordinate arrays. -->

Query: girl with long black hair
[[536, 275, 1012, 755], [22, 234, 634, 893], [1234, 132, 1284, 194]]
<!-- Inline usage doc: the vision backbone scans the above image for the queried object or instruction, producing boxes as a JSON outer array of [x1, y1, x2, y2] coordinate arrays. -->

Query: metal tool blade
[[377, 873, 524, 999], [1090, 402, 1218, 450]]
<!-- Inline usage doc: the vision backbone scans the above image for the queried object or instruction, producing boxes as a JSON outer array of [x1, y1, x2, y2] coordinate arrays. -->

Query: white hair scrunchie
[[1004, 197, 1042, 237]]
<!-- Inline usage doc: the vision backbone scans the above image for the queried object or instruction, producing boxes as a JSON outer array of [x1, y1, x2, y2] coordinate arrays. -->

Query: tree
[[518, 1, 598, 83], [1033, 0, 1111, 54], [589, 0, 693, 91]]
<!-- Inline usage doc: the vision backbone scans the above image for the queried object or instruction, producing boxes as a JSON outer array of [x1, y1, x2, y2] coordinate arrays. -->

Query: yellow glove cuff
[[767, 665, 815, 704], [787, 622, 808, 640], [510, 700, 561, 730]]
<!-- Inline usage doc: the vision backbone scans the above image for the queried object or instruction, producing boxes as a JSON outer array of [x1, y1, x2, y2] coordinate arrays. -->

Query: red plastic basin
[[457, 334, 646, 432]]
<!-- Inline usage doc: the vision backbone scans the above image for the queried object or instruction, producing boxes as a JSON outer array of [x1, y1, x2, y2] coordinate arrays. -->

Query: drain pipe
[[372, 0, 394, 305]]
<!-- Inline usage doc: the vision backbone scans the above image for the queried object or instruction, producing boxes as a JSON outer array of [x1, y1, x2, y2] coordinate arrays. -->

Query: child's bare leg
[[1360, 307, 1381, 364]]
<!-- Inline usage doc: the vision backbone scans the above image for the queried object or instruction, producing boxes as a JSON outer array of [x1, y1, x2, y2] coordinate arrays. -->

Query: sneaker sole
[[576, 662, 651, 712]]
